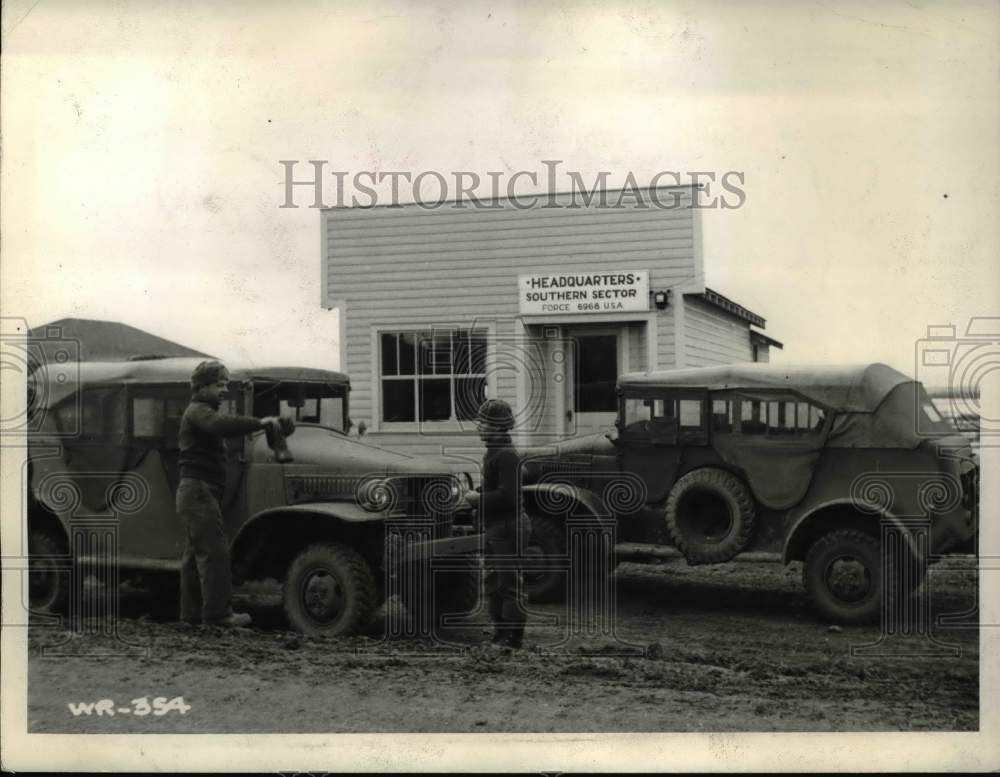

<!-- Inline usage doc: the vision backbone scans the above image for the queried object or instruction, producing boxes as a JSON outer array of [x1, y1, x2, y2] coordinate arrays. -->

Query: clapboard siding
[[325, 188, 699, 454], [684, 297, 753, 367]]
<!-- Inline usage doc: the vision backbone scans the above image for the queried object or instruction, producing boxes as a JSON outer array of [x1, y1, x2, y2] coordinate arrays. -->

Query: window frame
[[53, 383, 128, 441], [371, 323, 495, 433], [617, 388, 709, 446], [709, 390, 832, 441]]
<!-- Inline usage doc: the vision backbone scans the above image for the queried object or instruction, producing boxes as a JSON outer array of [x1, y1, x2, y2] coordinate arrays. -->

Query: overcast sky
[[3, 0, 997, 379]]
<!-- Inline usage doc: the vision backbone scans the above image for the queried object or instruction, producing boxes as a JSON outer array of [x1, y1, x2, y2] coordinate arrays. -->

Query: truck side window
[[133, 397, 164, 438], [57, 387, 127, 438]]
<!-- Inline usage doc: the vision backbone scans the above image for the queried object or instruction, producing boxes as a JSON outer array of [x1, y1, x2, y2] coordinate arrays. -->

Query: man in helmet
[[177, 360, 287, 628], [472, 398, 530, 648]]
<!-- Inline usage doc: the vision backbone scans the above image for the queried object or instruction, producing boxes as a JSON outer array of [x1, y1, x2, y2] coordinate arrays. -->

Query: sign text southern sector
[[519, 270, 650, 315]]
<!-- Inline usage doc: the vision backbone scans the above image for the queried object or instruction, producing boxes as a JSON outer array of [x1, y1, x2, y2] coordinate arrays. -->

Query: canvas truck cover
[[619, 362, 960, 452], [31, 358, 350, 411], [617, 362, 912, 413]]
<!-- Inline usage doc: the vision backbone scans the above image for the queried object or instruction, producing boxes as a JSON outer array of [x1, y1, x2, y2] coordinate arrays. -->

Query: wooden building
[[321, 186, 781, 454]]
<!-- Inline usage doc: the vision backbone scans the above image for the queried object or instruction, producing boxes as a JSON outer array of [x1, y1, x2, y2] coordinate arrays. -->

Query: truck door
[[120, 386, 191, 561]]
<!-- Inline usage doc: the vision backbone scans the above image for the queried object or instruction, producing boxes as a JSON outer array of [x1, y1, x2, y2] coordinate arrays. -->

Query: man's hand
[[464, 487, 480, 508], [260, 416, 296, 435]]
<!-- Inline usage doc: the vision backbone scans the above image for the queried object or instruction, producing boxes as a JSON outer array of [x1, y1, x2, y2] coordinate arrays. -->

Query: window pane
[[767, 401, 780, 431], [455, 377, 486, 420], [452, 330, 470, 375], [398, 332, 416, 375], [624, 397, 653, 427], [299, 398, 319, 422], [433, 332, 451, 374], [381, 333, 398, 376], [712, 399, 733, 432], [320, 397, 345, 431], [679, 399, 702, 428], [797, 402, 810, 429], [740, 400, 766, 434], [382, 380, 415, 422], [419, 378, 451, 421], [133, 397, 164, 437], [469, 330, 487, 374]]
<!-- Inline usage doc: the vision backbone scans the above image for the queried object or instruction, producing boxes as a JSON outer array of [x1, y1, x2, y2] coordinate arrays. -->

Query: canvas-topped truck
[[520, 363, 978, 623], [26, 358, 481, 636]]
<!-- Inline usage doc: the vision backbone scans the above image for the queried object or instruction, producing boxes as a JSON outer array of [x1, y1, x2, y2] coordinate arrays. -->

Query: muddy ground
[[27, 558, 978, 733]]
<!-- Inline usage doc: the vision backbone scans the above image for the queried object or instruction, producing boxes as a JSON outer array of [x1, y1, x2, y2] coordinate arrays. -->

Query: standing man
[[473, 398, 530, 648], [177, 360, 281, 627]]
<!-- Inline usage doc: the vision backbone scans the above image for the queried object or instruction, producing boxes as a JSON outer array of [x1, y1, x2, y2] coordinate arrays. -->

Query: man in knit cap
[[176, 360, 284, 627]]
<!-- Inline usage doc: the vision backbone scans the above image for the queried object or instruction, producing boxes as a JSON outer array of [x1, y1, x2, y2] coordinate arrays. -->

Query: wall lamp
[[652, 289, 671, 310]]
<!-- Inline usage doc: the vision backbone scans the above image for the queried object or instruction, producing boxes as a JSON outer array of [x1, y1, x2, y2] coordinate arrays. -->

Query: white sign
[[518, 270, 650, 315]]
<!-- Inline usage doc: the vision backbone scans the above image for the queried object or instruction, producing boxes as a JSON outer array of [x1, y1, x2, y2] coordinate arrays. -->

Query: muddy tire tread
[[282, 542, 376, 637], [664, 468, 756, 564]]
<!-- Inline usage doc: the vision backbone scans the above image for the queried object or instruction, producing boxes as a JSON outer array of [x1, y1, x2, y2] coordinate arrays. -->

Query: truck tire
[[524, 514, 566, 603], [803, 529, 883, 624], [28, 529, 70, 614], [283, 542, 376, 637], [664, 468, 755, 564]]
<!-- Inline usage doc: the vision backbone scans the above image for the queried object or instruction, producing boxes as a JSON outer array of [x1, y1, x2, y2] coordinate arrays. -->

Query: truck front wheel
[[283, 542, 376, 637], [803, 529, 884, 624]]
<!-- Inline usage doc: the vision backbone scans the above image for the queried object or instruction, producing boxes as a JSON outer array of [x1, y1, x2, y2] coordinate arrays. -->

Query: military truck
[[520, 363, 979, 623], [26, 357, 481, 636]]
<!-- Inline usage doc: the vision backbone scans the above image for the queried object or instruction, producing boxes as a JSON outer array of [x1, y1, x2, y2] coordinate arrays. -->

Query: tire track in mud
[[26, 560, 979, 732]]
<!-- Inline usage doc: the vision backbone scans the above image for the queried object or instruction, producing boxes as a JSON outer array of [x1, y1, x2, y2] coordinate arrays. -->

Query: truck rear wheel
[[665, 468, 755, 564], [804, 529, 883, 624], [283, 542, 376, 637]]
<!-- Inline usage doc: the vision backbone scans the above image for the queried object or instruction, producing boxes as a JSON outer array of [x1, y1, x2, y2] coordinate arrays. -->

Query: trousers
[[485, 526, 529, 645], [176, 477, 233, 622]]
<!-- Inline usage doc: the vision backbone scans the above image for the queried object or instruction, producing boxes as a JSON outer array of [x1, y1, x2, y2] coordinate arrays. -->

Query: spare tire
[[664, 468, 755, 564]]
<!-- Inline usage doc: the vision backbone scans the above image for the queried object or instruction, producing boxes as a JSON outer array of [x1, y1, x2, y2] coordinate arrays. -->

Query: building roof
[[683, 288, 767, 328], [33, 357, 349, 410], [28, 318, 214, 362], [617, 362, 914, 412], [749, 328, 784, 349]]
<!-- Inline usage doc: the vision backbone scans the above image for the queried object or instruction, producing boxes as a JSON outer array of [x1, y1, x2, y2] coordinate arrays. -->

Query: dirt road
[[27, 559, 978, 733]]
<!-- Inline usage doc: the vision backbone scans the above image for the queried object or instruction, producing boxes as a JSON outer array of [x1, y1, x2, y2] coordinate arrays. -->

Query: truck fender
[[782, 498, 921, 564], [521, 482, 615, 525]]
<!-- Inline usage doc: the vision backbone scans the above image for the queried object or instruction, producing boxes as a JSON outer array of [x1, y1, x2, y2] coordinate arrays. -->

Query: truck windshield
[[250, 381, 348, 433]]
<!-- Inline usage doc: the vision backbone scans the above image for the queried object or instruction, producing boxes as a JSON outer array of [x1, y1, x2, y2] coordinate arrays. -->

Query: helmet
[[476, 398, 514, 431]]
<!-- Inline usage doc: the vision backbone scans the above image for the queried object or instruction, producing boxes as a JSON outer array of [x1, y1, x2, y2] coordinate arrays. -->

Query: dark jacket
[[178, 398, 262, 489], [479, 434, 523, 540]]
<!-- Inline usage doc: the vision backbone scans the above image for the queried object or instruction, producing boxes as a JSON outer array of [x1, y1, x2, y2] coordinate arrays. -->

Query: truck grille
[[392, 475, 459, 539]]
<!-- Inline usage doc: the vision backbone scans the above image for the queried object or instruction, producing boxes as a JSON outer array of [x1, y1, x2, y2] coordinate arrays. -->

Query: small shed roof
[[29, 318, 215, 362]]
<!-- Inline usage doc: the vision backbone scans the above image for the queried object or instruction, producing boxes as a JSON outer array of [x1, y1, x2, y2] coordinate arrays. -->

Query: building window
[[379, 329, 487, 423]]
